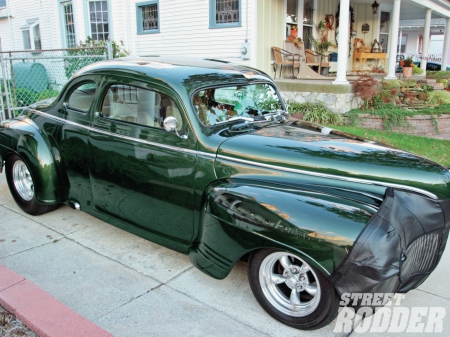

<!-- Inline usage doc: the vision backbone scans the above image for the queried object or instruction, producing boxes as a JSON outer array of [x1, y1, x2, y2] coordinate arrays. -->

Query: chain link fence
[[0, 47, 109, 120]]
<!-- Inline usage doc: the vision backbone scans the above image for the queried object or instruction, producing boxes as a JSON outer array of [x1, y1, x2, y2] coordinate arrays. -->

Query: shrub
[[65, 37, 130, 79], [426, 90, 450, 105], [13, 88, 59, 107], [381, 79, 402, 90], [412, 64, 424, 75], [427, 70, 450, 84], [289, 102, 344, 125], [288, 101, 307, 114], [352, 75, 381, 109]]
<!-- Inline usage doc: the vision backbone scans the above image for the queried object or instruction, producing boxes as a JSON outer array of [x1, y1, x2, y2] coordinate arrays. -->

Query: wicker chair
[[271, 47, 300, 79], [305, 48, 330, 75]]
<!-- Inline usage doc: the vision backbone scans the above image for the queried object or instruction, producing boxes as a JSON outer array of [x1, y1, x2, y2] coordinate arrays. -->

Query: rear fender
[[2, 119, 61, 204], [189, 179, 376, 279]]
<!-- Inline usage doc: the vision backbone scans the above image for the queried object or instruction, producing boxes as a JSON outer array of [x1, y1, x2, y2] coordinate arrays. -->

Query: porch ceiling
[[352, 0, 450, 19]]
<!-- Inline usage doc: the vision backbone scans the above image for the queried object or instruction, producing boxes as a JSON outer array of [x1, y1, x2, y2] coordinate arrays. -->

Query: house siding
[[0, 0, 60, 51], [1, 0, 255, 64], [126, 0, 254, 64]]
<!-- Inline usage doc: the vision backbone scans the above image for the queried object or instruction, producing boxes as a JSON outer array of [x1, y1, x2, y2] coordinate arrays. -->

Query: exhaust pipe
[[68, 200, 81, 211]]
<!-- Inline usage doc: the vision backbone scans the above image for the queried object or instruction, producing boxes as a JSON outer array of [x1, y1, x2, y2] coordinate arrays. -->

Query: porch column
[[442, 18, 450, 70], [297, 0, 304, 42], [420, 8, 432, 71], [385, 0, 401, 79], [333, 0, 349, 85]]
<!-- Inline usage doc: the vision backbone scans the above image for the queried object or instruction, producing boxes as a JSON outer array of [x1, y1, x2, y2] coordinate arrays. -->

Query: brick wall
[[348, 114, 450, 136]]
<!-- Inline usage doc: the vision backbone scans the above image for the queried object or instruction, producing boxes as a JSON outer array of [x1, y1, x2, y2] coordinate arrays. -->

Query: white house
[[2, 0, 450, 83], [0, 0, 256, 65]]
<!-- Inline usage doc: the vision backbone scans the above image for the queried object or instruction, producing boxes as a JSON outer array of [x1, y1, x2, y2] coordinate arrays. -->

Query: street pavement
[[0, 172, 450, 337]]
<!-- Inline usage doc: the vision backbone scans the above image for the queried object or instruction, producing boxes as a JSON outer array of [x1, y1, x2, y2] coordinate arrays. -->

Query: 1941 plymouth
[[0, 57, 449, 330]]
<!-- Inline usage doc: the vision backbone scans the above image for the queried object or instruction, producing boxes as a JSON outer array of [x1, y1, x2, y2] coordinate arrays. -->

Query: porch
[[256, 0, 450, 86]]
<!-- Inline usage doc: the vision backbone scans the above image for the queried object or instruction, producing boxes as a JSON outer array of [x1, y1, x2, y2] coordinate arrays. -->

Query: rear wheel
[[5, 154, 58, 215], [248, 249, 340, 330]]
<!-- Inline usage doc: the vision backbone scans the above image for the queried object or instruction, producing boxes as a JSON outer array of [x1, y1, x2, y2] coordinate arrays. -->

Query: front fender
[[0, 118, 61, 204], [189, 179, 376, 279]]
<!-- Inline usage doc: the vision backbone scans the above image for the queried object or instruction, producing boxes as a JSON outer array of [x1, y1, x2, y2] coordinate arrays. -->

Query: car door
[[58, 77, 99, 207], [88, 79, 197, 252]]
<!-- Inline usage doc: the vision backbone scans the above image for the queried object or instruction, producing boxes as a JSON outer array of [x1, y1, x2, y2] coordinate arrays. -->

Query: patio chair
[[289, 41, 330, 79], [284, 40, 303, 63], [305, 49, 330, 76], [272, 47, 300, 79]]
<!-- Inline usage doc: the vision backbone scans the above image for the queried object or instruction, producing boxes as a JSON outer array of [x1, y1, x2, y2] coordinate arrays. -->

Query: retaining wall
[[351, 114, 450, 136]]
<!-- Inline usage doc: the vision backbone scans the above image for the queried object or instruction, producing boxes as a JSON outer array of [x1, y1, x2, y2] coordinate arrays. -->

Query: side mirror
[[163, 116, 178, 132], [163, 116, 187, 139]]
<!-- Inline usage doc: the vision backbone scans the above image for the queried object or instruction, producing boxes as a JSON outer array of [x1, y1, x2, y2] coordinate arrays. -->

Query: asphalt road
[[0, 172, 449, 337]]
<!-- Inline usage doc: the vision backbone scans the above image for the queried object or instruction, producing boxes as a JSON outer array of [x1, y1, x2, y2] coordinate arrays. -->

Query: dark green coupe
[[0, 57, 449, 330]]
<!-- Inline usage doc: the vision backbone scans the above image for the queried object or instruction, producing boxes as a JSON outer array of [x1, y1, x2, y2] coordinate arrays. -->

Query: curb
[[0, 264, 112, 337]]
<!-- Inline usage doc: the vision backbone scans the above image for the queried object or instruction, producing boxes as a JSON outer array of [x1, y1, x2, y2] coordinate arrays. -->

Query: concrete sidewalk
[[0, 172, 449, 337]]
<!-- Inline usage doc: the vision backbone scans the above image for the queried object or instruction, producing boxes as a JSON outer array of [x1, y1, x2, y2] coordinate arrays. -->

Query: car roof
[[74, 56, 273, 96]]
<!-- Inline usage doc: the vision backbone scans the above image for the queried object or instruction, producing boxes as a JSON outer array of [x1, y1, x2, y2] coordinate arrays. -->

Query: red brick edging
[[348, 114, 450, 136], [0, 264, 112, 337]]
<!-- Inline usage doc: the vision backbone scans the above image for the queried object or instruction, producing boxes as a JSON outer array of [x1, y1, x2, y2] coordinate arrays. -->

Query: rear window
[[67, 82, 97, 112]]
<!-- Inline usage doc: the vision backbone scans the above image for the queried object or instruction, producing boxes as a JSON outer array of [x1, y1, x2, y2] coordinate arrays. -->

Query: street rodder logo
[[334, 293, 446, 333]]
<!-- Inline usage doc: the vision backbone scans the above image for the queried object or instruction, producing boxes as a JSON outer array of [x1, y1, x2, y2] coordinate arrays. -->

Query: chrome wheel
[[259, 252, 321, 317], [12, 160, 34, 201]]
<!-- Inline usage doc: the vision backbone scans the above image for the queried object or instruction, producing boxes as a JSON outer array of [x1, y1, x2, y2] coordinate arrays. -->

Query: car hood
[[215, 123, 450, 199]]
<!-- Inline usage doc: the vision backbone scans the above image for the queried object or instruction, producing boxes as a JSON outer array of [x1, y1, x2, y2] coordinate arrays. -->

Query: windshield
[[193, 83, 283, 126]]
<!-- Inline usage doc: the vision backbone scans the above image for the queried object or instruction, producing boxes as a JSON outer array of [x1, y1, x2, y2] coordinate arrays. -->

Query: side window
[[67, 82, 97, 112], [101, 84, 183, 130]]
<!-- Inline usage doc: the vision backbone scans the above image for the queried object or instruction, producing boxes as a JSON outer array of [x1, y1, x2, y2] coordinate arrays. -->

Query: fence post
[[107, 41, 113, 60], [0, 54, 12, 120]]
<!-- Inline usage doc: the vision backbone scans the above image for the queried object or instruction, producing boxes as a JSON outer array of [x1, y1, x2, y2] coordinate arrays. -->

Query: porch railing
[[407, 54, 442, 63]]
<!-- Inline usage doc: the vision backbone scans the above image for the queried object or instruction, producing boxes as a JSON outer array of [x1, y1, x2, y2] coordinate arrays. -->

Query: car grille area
[[400, 232, 441, 282], [330, 188, 450, 298]]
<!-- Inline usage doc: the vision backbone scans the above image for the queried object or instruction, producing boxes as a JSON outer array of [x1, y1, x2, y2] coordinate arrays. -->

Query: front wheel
[[5, 154, 58, 215], [248, 249, 340, 330]]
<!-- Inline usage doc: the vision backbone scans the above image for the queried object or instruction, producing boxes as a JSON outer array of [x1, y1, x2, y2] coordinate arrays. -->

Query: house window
[[303, 0, 314, 49], [88, 0, 109, 41], [210, 0, 241, 29], [61, 1, 76, 48], [20, 19, 42, 50], [286, 0, 297, 39], [0, 0, 6, 8], [379, 11, 390, 53], [398, 34, 407, 54], [136, 1, 159, 34]]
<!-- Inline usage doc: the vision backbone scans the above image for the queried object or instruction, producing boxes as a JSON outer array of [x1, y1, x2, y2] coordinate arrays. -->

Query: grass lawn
[[330, 125, 450, 168]]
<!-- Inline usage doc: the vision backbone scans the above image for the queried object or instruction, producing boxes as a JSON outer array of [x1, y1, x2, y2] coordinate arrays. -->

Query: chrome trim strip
[[217, 155, 439, 200], [197, 152, 216, 159], [28, 109, 216, 158]]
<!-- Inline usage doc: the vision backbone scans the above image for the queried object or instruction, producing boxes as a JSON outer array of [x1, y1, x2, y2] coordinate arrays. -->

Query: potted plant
[[401, 57, 414, 78], [291, 25, 298, 37], [309, 20, 335, 54]]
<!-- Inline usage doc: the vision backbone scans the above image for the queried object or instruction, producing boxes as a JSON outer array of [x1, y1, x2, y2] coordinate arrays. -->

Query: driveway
[[0, 172, 449, 336]]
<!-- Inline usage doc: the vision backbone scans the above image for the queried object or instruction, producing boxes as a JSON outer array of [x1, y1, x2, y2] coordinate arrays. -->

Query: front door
[[88, 79, 197, 252]]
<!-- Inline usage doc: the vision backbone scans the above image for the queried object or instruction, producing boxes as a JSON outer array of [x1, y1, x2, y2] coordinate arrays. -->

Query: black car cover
[[330, 188, 450, 298]]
